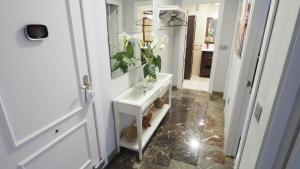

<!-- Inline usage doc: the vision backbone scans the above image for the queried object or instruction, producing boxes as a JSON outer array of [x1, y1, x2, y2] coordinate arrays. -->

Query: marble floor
[[182, 76, 210, 92], [105, 88, 234, 169]]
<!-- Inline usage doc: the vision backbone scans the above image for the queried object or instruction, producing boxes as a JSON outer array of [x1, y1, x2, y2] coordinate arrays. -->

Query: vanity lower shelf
[[119, 104, 170, 151]]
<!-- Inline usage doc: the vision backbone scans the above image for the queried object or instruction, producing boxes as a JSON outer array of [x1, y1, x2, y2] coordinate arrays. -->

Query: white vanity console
[[113, 73, 173, 160]]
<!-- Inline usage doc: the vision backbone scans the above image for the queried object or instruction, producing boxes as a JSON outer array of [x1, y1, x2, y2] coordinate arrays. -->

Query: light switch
[[219, 45, 228, 50], [254, 103, 263, 122]]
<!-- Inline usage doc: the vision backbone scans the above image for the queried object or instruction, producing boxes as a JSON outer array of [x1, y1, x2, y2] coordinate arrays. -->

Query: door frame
[[77, 0, 107, 165], [184, 15, 197, 80], [253, 10, 300, 169], [223, 0, 272, 156], [233, 0, 278, 164], [235, 0, 300, 168], [180, 0, 224, 92]]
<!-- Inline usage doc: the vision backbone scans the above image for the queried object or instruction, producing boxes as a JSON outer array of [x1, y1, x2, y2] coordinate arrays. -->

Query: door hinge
[[93, 159, 105, 169]]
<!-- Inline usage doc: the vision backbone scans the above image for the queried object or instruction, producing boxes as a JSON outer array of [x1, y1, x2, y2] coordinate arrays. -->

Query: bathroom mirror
[[205, 17, 218, 44], [106, 0, 153, 78]]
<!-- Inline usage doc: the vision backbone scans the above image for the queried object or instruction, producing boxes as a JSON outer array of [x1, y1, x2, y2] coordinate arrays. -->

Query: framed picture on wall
[[234, 0, 252, 57], [205, 17, 218, 44]]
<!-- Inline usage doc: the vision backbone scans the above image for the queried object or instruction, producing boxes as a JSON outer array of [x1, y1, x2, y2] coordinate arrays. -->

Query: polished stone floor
[[105, 88, 234, 169]]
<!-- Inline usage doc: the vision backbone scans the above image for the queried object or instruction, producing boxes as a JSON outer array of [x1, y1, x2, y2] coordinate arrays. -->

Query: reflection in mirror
[[205, 17, 218, 44], [106, 0, 153, 78]]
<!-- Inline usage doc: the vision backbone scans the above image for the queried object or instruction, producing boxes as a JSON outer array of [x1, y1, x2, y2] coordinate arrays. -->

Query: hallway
[[182, 76, 210, 92], [106, 89, 234, 169]]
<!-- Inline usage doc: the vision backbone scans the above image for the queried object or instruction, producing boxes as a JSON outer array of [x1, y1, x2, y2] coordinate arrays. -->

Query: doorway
[[182, 3, 220, 92]]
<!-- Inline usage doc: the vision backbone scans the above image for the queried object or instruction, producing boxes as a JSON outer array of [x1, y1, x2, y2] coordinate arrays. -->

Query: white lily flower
[[118, 32, 133, 50], [160, 44, 166, 49], [150, 38, 158, 49], [119, 32, 132, 41], [133, 33, 144, 47]]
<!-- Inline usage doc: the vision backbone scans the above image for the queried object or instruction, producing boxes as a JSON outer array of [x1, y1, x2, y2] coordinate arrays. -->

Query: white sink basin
[[114, 73, 172, 106]]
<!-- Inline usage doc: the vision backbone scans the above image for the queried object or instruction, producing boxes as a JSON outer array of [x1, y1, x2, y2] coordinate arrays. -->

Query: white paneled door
[[0, 0, 101, 169]]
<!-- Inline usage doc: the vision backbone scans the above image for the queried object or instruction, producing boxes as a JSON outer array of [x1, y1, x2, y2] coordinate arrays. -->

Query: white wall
[[223, 0, 242, 149], [239, 0, 300, 168], [87, 0, 185, 162], [158, 0, 182, 6], [84, 0, 151, 163], [171, 26, 187, 87], [212, 0, 239, 92], [155, 0, 187, 87], [224, 54, 241, 137], [122, 1, 135, 32]]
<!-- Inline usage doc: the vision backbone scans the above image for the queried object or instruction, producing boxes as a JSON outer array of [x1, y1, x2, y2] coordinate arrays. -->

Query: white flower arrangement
[[134, 32, 169, 79], [111, 32, 137, 73]]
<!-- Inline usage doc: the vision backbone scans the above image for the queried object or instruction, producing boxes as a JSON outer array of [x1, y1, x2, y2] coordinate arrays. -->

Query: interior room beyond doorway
[[182, 3, 220, 92]]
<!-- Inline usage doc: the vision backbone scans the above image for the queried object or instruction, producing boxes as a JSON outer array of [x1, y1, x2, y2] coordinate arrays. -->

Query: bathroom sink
[[113, 73, 172, 107]]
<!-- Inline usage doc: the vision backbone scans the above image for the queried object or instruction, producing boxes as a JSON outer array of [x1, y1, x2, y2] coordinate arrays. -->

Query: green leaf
[[112, 52, 127, 61], [154, 55, 161, 72], [112, 62, 121, 72], [122, 57, 132, 65], [120, 63, 128, 73], [147, 45, 153, 55], [143, 64, 149, 78], [143, 64, 156, 79], [126, 42, 134, 58]]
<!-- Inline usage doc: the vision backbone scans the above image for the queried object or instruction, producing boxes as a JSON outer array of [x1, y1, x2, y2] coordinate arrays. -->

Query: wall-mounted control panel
[[25, 24, 48, 40]]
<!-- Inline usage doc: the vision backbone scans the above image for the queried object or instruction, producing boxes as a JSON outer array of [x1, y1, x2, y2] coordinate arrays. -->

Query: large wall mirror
[[106, 0, 153, 78]]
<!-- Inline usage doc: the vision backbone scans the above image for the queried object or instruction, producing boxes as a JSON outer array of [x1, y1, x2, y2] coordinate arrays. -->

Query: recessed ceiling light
[[214, 3, 220, 6]]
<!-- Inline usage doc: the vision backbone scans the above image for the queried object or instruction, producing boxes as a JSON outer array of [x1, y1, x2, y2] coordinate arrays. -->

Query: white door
[[0, 0, 101, 169]]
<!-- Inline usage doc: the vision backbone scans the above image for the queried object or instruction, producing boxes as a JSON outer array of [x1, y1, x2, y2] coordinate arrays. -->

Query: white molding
[[18, 120, 92, 169], [0, 94, 84, 148], [106, 0, 123, 34], [79, 0, 108, 164], [80, 160, 92, 169], [65, 0, 87, 106]]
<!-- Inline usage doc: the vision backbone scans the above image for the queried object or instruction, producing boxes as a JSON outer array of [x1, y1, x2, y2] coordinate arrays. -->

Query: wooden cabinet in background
[[200, 51, 213, 77]]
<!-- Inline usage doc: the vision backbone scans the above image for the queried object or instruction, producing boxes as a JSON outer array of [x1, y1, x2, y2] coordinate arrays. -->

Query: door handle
[[81, 75, 94, 103], [81, 75, 91, 90]]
